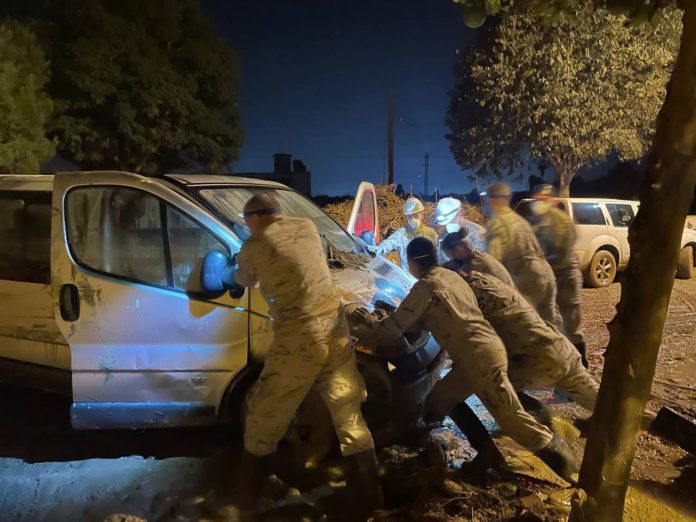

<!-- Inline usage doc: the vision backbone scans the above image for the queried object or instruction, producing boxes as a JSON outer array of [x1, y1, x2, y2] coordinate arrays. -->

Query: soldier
[[459, 269, 598, 413], [368, 197, 438, 267], [234, 194, 381, 516], [531, 185, 588, 367], [434, 197, 488, 253], [355, 237, 579, 483], [485, 183, 562, 329], [441, 228, 515, 288]]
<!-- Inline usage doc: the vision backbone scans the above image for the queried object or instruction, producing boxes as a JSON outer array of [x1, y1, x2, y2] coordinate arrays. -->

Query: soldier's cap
[[407, 237, 437, 261], [487, 183, 512, 199], [242, 193, 281, 217], [441, 229, 469, 251]]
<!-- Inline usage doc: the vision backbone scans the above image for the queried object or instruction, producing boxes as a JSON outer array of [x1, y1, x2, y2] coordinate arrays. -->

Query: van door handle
[[59, 284, 80, 322]]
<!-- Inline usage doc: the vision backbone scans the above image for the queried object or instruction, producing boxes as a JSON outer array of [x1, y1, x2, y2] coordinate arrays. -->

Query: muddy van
[[0, 172, 443, 451]]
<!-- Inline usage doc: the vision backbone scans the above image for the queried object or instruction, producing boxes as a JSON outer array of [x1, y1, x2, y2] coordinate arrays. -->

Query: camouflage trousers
[[508, 339, 598, 413], [554, 256, 585, 345], [514, 260, 563, 330], [427, 351, 554, 451], [244, 314, 374, 457]]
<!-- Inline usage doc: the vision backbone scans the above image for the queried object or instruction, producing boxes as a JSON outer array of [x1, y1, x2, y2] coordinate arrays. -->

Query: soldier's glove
[[366, 244, 380, 255], [353, 307, 375, 323]]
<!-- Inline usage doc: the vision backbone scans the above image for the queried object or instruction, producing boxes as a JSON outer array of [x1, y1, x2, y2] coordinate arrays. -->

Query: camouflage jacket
[[443, 250, 515, 288], [236, 215, 342, 326], [465, 271, 565, 359], [370, 267, 506, 369], [486, 207, 554, 285], [532, 206, 577, 270]]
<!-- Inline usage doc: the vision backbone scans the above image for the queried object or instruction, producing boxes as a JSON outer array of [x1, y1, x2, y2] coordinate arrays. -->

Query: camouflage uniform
[[443, 249, 515, 288], [236, 215, 374, 457], [366, 267, 554, 451], [486, 207, 562, 329], [464, 271, 598, 411], [532, 206, 585, 345], [373, 223, 439, 267]]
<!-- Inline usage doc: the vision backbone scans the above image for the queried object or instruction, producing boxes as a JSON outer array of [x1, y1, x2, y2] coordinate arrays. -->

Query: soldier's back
[[467, 271, 562, 357], [252, 216, 340, 320]]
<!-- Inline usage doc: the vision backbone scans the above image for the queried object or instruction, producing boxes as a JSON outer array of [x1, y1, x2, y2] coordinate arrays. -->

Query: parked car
[[0, 172, 444, 458], [516, 197, 696, 288]]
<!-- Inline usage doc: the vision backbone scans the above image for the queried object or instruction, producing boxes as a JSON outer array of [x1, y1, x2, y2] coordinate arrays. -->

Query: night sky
[[203, 0, 479, 196]]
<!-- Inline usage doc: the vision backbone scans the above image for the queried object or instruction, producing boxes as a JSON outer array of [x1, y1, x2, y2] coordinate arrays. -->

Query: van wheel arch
[[218, 363, 262, 430]]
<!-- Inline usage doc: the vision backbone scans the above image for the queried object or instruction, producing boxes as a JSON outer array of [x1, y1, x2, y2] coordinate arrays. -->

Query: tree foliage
[[0, 21, 54, 173], [446, 1, 681, 195], [43, 0, 243, 174]]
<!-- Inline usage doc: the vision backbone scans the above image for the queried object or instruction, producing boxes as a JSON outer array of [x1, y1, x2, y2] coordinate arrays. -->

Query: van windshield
[[196, 186, 359, 252]]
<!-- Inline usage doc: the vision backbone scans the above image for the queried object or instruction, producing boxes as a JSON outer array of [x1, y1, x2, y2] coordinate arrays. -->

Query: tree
[[453, 1, 696, 521], [43, 0, 243, 174], [0, 21, 54, 173], [446, 1, 680, 197]]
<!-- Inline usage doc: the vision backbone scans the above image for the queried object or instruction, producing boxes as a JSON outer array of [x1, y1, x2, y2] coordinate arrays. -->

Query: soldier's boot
[[535, 433, 579, 485], [518, 392, 555, 431], [449, 402, 513, 480], [574, 342, 589, 368], [344, 448, 383, 520], [234, 450, 270, 512]]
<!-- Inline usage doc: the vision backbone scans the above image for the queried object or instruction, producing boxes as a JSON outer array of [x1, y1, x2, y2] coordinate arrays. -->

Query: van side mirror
[[201, 250, 244, 298]]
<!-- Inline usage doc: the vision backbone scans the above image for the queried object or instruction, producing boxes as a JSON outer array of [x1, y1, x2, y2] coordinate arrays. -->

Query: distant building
[[235, 153, 312, 196]]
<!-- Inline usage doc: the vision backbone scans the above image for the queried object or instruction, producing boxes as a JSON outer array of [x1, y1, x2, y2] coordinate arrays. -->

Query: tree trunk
[[558, 171, 573, 198], [543, 148, 573, 197], [571, 4, 696, 521]]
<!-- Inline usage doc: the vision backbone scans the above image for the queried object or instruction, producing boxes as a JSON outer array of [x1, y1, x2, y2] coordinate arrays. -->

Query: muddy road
[[0, 281, 694, 521]]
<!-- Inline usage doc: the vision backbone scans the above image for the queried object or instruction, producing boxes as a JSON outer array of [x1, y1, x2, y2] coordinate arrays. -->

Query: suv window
[[66, 187, 227, 293], [0, 191, 51, 284], [606, 203, 635, 228], [572, 203, 607, 225]]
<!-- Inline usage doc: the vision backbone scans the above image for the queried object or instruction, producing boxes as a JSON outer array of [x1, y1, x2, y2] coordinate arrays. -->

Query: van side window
[[66, 187, 228, 294], [572, 203, 607, 225], [166, 206, 227, 292], [67, 187, 169, 286], [0, 191, 51, 284], [606, 204, 635, 228]]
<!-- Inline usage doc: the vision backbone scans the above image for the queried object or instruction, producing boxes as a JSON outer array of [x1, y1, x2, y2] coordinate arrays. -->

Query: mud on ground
[[0, 281, 694, 521]]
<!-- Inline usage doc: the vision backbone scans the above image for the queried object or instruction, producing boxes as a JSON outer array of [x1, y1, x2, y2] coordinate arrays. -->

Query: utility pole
[[423, 153, 430, 197], [386, 91, 394, 185]]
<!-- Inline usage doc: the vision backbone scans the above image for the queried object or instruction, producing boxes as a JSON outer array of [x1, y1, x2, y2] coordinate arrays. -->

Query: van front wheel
[[677, 246, 694, 279], [586, 250, 617, 288]]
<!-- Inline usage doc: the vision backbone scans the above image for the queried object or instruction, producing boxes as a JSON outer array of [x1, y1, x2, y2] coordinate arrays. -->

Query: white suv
[[516, 198, 696, 288]]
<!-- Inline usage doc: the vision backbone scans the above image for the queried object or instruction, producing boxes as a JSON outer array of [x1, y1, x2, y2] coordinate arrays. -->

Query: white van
[[0, 172, 443, 451], [516, 197, 696, 287]]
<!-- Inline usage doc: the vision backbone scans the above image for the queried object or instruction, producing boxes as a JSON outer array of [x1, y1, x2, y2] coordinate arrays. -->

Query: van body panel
[[49, 171, 250, 429]]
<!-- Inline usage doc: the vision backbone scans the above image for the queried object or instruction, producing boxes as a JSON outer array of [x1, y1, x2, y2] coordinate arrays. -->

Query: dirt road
[[0, 281, 694, 521]]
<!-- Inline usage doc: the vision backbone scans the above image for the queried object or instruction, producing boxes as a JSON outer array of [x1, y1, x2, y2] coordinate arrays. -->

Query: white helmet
[[403, 197, 425, 216], [435, 197, 462, 225]]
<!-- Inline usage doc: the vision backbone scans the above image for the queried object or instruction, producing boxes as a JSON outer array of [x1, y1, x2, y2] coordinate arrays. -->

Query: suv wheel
[[586, 250, 617, 288], [677, 246, 694, 279]]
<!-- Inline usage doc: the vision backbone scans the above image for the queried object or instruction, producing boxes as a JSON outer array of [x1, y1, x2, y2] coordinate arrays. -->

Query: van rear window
[[0, 191, 52, 284]]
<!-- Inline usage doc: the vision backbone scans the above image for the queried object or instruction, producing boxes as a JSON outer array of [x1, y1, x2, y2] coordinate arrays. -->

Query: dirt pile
[[323, 184, 485, 234]]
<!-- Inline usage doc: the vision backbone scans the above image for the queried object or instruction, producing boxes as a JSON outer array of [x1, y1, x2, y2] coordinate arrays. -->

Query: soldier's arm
[[234, 242, 258, 287], [374, 227, 405, 254], [373, 281, 433, 341]]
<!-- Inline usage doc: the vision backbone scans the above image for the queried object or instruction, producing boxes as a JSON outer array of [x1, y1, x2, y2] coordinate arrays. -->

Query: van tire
[[677, 246, 694, 279], [585, 250, 617, 288]]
